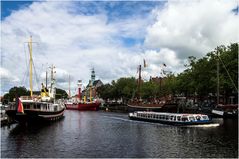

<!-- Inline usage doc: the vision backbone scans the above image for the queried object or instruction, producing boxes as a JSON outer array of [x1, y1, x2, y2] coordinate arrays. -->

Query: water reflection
[[1, 111, 238, 158]]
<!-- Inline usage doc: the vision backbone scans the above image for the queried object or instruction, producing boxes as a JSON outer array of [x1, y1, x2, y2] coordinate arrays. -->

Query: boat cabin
[[133, 112, 210, 122]]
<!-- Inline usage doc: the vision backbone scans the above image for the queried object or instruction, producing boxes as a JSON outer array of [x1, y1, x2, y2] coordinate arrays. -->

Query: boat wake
[[182, 123, 220, 127], [102, 116, 131, 122]]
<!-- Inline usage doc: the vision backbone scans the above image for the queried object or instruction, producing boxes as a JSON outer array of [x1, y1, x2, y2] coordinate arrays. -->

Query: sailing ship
[[127, 64, 177, 112], [6, 36, 65, 124], [65, 69, 101, 111], [211, 52, 238, 118]]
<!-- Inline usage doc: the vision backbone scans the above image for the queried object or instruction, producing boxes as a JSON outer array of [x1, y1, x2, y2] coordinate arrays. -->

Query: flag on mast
[[17, 98, 24, 113]]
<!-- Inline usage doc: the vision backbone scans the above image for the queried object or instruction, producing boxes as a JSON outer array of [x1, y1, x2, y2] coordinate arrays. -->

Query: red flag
[[17, 98, 24, 113]]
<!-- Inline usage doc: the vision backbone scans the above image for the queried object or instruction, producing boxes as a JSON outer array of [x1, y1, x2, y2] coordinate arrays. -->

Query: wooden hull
[[6, 108, 65, 124]]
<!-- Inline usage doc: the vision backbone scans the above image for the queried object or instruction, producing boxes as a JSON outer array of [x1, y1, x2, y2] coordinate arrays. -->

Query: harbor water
[[1, 110, 238, 158]]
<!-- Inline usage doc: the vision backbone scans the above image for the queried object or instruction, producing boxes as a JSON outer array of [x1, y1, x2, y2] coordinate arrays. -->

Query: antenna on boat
[[216, 51, 220, 105], [138, 65, 142, 100], [68, 75, 71, 98]]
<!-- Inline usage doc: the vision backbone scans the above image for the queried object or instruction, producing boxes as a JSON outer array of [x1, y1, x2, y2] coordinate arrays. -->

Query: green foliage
[[98, 77, 137, 100], [2, 86, 30, 103], [175, 43, 238, 96], [2, 86, 68, 103], [55, 88, 68, 99], [97, 43, 238, 100]]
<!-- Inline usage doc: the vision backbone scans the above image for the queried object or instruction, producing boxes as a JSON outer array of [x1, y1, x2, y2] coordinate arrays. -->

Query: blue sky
[[1, 1, 33, 19], [1, 0, 238, 95]]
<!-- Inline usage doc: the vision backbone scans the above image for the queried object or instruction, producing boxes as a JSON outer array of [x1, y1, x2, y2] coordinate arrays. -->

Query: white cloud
[[0, 67, 19, 82], [1, 1, 151, 95], [0, 67, 20, 94], [145, 0, 239, 59], [1, 1, 238, 95]]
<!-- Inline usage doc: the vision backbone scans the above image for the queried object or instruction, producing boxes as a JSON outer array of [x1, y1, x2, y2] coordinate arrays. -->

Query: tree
[[2, 86, 30, 103], [55, 88, 68, 99]]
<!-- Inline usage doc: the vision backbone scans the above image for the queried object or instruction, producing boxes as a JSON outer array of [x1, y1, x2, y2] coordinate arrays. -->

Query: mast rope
[[218, 55, 238, 92], [32, 60, 41, 91]]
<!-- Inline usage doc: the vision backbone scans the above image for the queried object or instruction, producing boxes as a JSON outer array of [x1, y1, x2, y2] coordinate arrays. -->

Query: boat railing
[[135, 111, 210, 122]]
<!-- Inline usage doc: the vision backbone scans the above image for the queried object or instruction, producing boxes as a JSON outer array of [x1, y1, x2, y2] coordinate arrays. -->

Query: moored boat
[[65, 69, 101, 111], [65, 102, 78, 110], [127, 64, 177, 112], [211, 104, 238, 118], [5, 36, 65, 124], [129, 111, 217, 126]]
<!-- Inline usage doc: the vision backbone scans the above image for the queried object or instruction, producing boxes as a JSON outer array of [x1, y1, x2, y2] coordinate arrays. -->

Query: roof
[[86, 79, 103, 88]]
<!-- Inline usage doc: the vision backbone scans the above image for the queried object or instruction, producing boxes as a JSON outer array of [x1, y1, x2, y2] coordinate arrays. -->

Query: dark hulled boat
[[211, 104, 238, 118], [5, 37, 65, 124], [6, 99, 65, 123]]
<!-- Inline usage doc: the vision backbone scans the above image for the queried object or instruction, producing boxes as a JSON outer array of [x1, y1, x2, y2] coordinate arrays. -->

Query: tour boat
[[129, 111, 216, 126], [6, 36, 65, 124]]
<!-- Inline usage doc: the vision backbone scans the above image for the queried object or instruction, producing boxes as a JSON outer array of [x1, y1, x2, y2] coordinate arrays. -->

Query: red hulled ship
[[65, 69, 101, 111]]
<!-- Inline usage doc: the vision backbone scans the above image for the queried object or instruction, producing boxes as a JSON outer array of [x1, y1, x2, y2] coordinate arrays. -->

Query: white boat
[[129, 111, 216, 126]]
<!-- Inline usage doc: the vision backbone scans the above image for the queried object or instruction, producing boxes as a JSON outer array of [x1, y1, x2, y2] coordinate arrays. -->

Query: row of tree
[[2, 43, 237, 104], [2, 86, 68, 104], [97, 43, 238, 102]]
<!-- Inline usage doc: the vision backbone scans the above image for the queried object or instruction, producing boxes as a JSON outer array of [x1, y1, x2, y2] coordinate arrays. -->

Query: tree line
[[2, 86, 68, 104], [97, 43, 238, 103], [2, 43, 238, 104]]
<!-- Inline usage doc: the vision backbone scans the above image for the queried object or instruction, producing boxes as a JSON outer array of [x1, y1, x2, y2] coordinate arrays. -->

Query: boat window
[[177, 116, 181, 121], [173, 116, 176, 121], [182, 117, 188, 122], [165, 115, 169, 120], [189, 116, 195, 121], [196, 116, 201, 120], [170, 116, 174, 120], [202, 116, 208, 120]]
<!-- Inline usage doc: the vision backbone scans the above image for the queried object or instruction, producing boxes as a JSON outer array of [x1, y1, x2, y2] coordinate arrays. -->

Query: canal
[[1, 110, 238, 158]]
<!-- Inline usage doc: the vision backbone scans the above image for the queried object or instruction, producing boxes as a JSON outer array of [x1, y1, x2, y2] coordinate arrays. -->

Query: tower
[[91, 68, 95, 85]]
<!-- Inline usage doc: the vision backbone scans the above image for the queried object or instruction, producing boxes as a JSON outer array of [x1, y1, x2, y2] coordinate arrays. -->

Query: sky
[[1, 0, 238, 96]]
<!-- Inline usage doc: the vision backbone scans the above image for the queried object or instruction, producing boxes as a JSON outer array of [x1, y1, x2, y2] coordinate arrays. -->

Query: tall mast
[[89, 68, 95, 102], [68, 75, 71, 98], [138, 65, 142, 100], [217, 51, 220, 105], [50, 64, 56, 99], [28, 36, 33, 97], [46, 71, 48, 88]]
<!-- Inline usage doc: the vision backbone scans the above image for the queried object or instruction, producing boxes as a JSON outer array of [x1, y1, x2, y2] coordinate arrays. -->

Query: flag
[[143, 59, 147, 67], [17, 98, 24, 113], [163, 63, 167, 67]]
